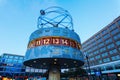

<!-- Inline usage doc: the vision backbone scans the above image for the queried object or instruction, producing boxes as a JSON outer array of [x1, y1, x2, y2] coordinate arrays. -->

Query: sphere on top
[[37, 6, 73, 30]]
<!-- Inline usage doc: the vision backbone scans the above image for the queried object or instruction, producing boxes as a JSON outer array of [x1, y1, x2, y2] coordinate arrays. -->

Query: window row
[[2, 58, 23, 63], [3, 55, 24, 60], [103, 58, 110, 62], [111, 55, 120, 61]]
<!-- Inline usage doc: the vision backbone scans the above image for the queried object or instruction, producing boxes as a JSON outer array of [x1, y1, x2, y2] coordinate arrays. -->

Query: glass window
[[31, 68, 35, 72], [96, 34, 100, 39], [113, 33, 120, 40], [94, 50, 99, 55], [19, 57, 24, 60], [102, 29, 108, 35], [103, 34, 110, 39], [13, 60, 18, 63], [118, 20, 120, 25], [9, 55, 13, 58], [103, 58, 110, 62], [90, 57, 94, 61], [97, 38, 102, 43], [100, 47, 106, 52], [26, 68, 30, 72], [14, 56, 18, 59], [109, 49, 117, 55], [18, 60, 23, 63], [102, 52, 108, 57], [111, 55, 120, 61], [6, 59, 13, 63], [92, 46, 98, 51], [105, 38, 112, 44], [95, 55, 100, 59], [109, 24, 116, 31], [4, 55, 8, 58], [107, 43, 115, 49], [111, 28, 119, 35], [116, 41, 120, 46], [35, 69, 39, 72], [98, 43, 104, 48], [98, 60, 102, 64]]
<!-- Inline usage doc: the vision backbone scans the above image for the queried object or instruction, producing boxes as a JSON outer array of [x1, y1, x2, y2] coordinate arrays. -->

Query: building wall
[[82, 16, 120, 74], [0, 53, 45, 79]]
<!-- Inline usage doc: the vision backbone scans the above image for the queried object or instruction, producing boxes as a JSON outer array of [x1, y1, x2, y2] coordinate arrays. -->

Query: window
[[111, 28, 119, 35], [96, 34, 100, 39], [102, 29, 108, 35], [116, 41, 120, 46], [105, 38, 112, 44], [103, 58, 110, 62], [18, 60, 23, 63], [109, 24, 116, 31], [92, 46, 98, 51], [107, 43, 114, 49], [90, 57, 94, 61], [9, 55, 13, 58], [31, 68, 35, 72], [102, 52, 108, 57], [98, 60, 102, 64], [14, 56, 18, 59], [103, 34, 110, 39], [100, 47, 106, 52], [35, 69, 39, 72], [13, 60, 18, 63], [113, 33, 120, 40], [19, 57, 24, 60], [98, 43, 104, 48], [6, 59, 13, 63], [94, 50, 99, 55], [109, 49, 117, 55], [95, 55, 100, 59], [4, 55, 8, 58], [118, 20, 120, 25], [97, 38, 102, 43], [112, 55, 120, 61]]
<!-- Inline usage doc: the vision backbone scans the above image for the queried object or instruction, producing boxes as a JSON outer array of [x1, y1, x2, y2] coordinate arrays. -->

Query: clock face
[[37, 6, 73, 30]]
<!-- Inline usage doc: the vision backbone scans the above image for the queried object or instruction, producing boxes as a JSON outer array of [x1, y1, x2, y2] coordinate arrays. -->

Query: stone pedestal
[[48, 66, 60, 80]]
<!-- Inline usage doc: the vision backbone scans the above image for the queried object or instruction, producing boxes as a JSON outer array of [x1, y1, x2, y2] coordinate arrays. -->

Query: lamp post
[[85, 55, 92, 80]]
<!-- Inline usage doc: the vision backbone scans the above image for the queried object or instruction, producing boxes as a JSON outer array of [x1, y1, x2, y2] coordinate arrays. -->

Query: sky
[[0, 0, 120, 55]]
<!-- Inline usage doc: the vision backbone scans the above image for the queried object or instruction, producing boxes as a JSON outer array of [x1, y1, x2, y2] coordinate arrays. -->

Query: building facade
[[0, 53, 46, 80], [82, 16, 120, 79]]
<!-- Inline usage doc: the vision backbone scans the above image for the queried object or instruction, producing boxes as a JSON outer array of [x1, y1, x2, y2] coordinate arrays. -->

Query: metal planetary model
[[24, 6, 84, 80]]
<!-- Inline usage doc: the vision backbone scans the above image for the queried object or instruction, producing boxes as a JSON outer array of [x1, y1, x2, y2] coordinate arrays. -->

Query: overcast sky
[[0, 0, 120, 55]]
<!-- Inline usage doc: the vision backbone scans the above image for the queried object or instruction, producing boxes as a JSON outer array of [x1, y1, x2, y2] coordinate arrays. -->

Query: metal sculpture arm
[[40, 17, 55, 27], [55, 15, 68, 27]]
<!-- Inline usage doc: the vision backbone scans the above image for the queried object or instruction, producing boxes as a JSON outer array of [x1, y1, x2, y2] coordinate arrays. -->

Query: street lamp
[[83, 53, 92, 80]]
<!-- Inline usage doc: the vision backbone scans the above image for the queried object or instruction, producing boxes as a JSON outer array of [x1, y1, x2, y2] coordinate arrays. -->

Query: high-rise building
[[82, 16, 120, 80]]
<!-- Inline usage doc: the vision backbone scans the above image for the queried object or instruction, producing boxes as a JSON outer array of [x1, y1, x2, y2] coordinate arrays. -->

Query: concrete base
[[48, 66, 60, 80]]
